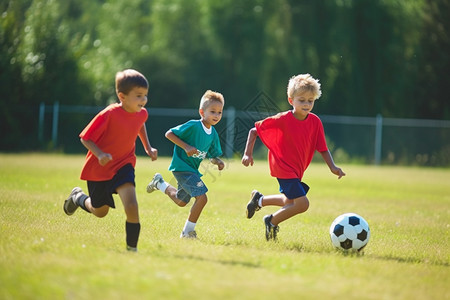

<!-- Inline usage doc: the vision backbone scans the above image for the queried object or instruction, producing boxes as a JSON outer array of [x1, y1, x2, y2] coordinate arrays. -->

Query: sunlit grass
[[0, 153, 449, 299]]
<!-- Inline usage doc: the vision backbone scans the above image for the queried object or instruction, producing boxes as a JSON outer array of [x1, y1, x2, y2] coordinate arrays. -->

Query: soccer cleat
[[180, 230, 197, 239], [126, 246, 138, 252], [263, 214, 279, 241], [63, 187, 82, 216], [146, 173, 163, 193], [246, 190, 262, 219]]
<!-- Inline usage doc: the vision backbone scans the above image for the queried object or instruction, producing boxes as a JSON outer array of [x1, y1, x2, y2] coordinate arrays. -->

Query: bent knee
[[93, 211, 108, 218], [178, 201, 188, 207], [302, 199, 310, 213], [196, 195, 208, 205], [92, 206, 109, 218], [295, 197, 309, 213]]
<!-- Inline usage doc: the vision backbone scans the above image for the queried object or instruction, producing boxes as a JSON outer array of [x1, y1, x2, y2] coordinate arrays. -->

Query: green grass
[[0, 153, 449, 299]]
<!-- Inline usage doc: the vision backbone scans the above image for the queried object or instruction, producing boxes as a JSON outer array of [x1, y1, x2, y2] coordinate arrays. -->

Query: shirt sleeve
[[79, 111, 108, 142], [170, 120, 195, 139], [255, 115, 282, 154]]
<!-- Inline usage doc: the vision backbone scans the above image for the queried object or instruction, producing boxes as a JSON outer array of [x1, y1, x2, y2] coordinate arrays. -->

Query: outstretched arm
[[241, 127, 258, 167], [210, 157, 225, 171], [139, 124, 158, 161], [165, 130, 198, 156], [80, 138, 112, 166], [320, 150, 346, 179]]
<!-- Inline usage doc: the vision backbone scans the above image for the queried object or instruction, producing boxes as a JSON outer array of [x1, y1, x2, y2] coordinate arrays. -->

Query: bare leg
[[271, 196, 309, 226], [188, 194, 208, 223], [261, 194, 289, 207], [84, 198, 109, 218], [164, 185, 188, 207], [116, 183, 139, 223], [116, 183, 141, 249]]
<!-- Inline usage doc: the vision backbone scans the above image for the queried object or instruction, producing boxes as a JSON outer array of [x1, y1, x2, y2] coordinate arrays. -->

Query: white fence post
[[375, 114, 383, 165], [38, 103, 45, 143], [37, 105, 450, 164], [52, 102, 59, 146], [226, 106, 236, 158]]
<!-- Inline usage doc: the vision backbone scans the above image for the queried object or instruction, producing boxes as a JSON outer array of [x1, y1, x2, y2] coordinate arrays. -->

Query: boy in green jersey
[[147, 90, 225, 238]]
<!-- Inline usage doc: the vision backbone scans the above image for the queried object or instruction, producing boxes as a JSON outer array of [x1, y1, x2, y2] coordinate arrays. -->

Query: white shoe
[[127, 246, 138, 252], [180, 231, 197, 239], [146, 173, 163, 193], [63, 187, 82, 215]]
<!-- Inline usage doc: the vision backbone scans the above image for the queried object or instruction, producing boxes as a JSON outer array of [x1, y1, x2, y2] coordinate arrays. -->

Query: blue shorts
[[277, 178, 310, 200], [172, 171, 208, 204], [87, 164, 135, 208]]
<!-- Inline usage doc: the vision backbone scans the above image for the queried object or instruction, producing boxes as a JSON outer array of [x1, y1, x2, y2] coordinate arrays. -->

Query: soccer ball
[[329, 213, 370, 252]]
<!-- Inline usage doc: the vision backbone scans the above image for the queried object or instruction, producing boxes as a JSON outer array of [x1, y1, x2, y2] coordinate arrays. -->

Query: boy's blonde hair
[[199, 90, 225, 110], [287, 74, 322, 99], [115, 69, 148, 95]]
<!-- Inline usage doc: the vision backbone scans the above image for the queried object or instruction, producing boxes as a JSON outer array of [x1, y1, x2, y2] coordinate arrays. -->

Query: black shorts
[[87, 164, 135, 209]]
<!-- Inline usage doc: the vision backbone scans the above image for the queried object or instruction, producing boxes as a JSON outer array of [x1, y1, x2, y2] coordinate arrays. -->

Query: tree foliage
[[1, 0, 449, 152]]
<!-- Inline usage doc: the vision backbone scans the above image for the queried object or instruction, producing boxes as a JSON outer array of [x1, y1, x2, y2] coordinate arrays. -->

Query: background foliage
[[1, 0, 449, 155]]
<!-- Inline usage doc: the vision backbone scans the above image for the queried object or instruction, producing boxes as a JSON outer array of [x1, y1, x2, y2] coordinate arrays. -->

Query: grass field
[[0, 153, 449, 300]]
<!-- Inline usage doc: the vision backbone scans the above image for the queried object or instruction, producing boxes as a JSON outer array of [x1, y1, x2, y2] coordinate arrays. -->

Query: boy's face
[[199, 101, 223, 128], [289, 91, 316, 120], [118, 87, 148, 113]]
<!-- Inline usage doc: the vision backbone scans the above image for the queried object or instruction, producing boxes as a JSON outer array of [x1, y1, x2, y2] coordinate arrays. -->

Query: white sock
[[258, 196, 263, 208], [182, 220, 196, 235], [156, 181, 168, 193]]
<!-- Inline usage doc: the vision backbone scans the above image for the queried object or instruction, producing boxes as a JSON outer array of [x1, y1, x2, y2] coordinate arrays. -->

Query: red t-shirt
[[255, 111, 328, 180], [79, 103, 148, 181]]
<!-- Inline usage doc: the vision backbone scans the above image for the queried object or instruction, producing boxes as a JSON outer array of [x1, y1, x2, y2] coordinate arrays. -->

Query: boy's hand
[[147, 147, 158, 161], [241, 154, 254, 167], [184, 145, 198, 157], [331, 166, 346, 179], [210, 158, 225, 171], [98, 153, 113, 166]]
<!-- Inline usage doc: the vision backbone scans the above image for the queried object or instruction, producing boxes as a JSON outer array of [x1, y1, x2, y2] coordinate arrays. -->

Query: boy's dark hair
[[115, 69, 148, 95]]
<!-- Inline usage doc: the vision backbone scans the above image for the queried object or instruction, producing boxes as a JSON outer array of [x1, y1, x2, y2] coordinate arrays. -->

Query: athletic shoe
[[180, 230, 197, 239], [126, 246, 138, 252], [146, 173, 163, 193], [263, 214, 279, 241], [246, 190, 262, 219], [63, 187, 82, 216]]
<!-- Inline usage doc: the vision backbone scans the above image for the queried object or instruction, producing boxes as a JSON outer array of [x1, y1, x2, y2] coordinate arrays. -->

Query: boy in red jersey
[[241, 74, 345, 241], [64, 69, 158, 251]]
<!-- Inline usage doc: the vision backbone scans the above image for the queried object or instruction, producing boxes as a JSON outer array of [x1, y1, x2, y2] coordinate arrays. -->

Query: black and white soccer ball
[[329, 213, 370, 252]]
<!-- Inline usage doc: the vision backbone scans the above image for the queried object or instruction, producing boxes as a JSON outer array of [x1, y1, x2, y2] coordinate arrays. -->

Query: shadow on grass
[[284, 242, 449, 267], [172, 253, 262, 269], [368, 254, 449, 267]]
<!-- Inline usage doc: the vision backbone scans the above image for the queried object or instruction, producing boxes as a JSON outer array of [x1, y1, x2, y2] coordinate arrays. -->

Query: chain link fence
[[38, 93, 450, 166]]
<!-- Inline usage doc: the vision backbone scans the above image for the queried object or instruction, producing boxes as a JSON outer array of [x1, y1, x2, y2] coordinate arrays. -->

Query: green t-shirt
[[168, 120, 223, 176]]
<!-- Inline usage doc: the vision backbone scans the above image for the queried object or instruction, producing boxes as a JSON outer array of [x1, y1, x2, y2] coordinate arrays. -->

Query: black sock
[[126, 222, 141, 248]]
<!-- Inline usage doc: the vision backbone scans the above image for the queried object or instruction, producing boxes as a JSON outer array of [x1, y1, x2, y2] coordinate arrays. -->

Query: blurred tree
[[203, 0, 270, 108], [1, 0, 94, 150], [414, 0, 450, 119], [145, 0, 207, 108], [18, 0, 88, 105], [0, 0, 32, 150], [0, 0, 449, 154], [307, 0, 425, 118]]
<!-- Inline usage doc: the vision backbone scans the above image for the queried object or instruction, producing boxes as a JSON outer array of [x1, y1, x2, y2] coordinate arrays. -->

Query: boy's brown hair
[[115, 69, 148, 95]]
